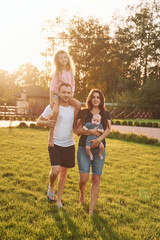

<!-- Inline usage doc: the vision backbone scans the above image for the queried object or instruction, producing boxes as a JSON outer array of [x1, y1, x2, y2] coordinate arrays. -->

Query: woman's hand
[[89, 138, 99, 148], [90, 127, 101, 136]]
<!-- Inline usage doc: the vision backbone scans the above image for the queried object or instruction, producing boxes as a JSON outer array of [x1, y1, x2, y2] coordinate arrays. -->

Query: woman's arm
[[76, 119, 100, 136], [89, 119, 111, 148]]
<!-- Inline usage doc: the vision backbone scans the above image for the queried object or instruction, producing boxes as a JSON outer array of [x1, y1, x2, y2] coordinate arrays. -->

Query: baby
[[83, 113, 104, 161]]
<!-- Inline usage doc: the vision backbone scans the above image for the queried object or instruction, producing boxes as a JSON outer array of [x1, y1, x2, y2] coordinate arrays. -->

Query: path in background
[[0, 121, 160, 142], [112, 125, 160, 141]]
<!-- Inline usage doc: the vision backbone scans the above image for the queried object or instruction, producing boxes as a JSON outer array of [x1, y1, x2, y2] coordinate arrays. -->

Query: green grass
[[0, 128, 160, 240], [108, 131, 160, 146]]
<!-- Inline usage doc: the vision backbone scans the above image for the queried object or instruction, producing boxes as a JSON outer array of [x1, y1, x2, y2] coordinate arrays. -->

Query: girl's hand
[[89, 139, 99, 148]]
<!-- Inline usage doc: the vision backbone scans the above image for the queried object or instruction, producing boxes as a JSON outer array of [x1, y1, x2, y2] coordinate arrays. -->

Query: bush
[[153, 122, 159, 128], [18, 122, 28, 128], [115, 120, 121, 125], [30, 123, 37, 128], [146, 122, 152, 128], [4, 116, 9, 120], [111, 120, 114, 125], [122, 121, 127, 126], [17, 116, 22, 121], [108, 130, 160, 146], [140, 122, 147, 127], [134, 121, 140, 127], [31, 116, 36, 121], [128, 121, 133, 126]]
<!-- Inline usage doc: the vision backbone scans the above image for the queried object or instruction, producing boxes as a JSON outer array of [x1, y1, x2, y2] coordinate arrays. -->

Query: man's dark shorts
[[48, 144, 75, 168]]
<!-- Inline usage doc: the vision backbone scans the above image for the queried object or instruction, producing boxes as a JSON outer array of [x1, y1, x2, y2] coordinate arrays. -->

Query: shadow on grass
[[90, 212, 130, 240], [48, 204, 81, 239]]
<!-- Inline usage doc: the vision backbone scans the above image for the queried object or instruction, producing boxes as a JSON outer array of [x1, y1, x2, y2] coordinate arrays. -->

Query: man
[[37, 83, 80, 208]]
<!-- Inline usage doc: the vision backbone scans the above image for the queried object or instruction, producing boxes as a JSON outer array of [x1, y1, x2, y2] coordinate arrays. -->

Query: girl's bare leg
[[69, 98, 81, 132], [48, 99, 59, 147]]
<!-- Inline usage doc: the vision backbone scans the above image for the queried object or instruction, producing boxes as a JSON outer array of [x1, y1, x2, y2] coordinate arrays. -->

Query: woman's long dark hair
[[85, 89, 106, 111], [79, 89, 109, 129]]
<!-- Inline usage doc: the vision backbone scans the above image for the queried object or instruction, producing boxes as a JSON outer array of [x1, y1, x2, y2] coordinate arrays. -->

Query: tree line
[[0, 0, 160, 117]]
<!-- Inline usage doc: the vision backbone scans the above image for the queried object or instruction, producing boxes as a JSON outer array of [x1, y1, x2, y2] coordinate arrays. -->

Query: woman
[[76, 89, 111, 215]]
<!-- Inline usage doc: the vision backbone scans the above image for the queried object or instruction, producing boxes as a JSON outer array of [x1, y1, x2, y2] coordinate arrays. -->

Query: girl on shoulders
[[49, 50, 81, 147]]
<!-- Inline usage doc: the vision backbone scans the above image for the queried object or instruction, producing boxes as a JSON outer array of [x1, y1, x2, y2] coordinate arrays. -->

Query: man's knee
[[50, 166, 60, 176]]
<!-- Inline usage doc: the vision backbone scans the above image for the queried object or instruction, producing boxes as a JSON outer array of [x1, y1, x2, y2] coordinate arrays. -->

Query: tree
[[0, 69, 17, 104], [137, 81, 160, 117], [113, 0, 160, 89], [14, 63, 41, 87], [42, 16, 111, 101]]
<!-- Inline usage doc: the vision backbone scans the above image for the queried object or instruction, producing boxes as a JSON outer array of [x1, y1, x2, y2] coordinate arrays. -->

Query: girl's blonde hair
[[53, 50, 75, 78]]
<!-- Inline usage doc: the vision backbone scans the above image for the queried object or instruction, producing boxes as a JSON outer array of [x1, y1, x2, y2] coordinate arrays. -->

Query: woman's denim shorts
[[77, 146, 106, 175]]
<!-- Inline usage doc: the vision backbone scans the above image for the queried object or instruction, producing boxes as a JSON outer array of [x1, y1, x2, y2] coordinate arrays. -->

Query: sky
[[0, 0, 140, 73]]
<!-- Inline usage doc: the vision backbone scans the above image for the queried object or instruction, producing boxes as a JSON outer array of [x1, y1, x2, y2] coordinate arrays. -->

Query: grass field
[[0, 128, 160, 240]]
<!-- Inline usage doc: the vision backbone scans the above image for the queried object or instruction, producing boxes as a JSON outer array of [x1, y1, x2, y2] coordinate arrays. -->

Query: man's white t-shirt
[[41, 104, 75, 147]]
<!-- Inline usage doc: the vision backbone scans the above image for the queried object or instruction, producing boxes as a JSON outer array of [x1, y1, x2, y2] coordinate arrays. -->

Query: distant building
[[16, 90, 29, 115], [16, 86, 49, 115]]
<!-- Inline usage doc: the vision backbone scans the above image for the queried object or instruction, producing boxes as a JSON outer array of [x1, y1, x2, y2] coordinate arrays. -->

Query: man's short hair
[[59, 83, 72, 92]]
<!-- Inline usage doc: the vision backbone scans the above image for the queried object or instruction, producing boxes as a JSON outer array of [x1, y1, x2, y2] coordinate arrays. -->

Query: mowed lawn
[[0, 128, 160, 240]]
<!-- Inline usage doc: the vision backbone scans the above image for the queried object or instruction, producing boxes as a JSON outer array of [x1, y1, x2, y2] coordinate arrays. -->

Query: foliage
[[30, 123, 37, 128], [112, 119, 160, 128], [115, 120, 121, 125], [153, 122, 158, 128], [0, 0, 160, 113], [122, 121, 127, 125], [109, 130, 160, 145], [14, 63, 41, 87], [136, 82, 160, 117], [18, 122, 28, 128], [128, 121, 133, 126], [0, 69, 17, 105], [146, 122, 152, 127], [40, 0, 160, 113], [140, 122, 147, 127], [0, 128, 160, 240], [134, 121, 140, 126]]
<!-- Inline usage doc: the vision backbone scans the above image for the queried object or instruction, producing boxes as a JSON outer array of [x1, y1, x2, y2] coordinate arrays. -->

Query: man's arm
[[36, 115, 56, 128]]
